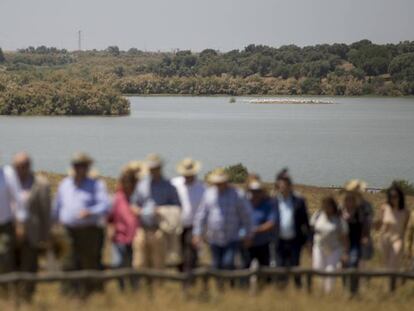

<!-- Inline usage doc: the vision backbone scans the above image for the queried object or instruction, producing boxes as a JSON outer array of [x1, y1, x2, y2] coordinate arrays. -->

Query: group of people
[[0, 151, 413, 299]]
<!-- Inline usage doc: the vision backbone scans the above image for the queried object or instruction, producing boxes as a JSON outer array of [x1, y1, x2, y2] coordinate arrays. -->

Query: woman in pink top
[[108, 167, 139, 289]]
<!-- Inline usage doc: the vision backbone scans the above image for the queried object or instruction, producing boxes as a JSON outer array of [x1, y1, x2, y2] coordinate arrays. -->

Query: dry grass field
[[1, 279, 414, 311]]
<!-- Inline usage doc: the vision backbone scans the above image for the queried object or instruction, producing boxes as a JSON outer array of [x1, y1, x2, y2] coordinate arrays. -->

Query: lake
[[1, 96, 414, 188]]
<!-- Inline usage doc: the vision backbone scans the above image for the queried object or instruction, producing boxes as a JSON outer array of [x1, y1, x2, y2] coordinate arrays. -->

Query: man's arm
[[4, 166, 26, 222], [87, 180, 110, 216], [192, 195, 209, 246]]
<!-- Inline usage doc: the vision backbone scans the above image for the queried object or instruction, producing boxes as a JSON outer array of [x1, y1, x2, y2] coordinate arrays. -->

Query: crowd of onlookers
[[0, 151, 413, 299]]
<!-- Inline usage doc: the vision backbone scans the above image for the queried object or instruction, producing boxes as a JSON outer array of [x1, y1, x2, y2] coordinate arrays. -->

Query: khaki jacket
[[25, 174, 51, 248]]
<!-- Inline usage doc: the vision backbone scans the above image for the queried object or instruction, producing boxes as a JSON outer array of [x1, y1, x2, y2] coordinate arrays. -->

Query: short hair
[[276, 168, 292, 185]]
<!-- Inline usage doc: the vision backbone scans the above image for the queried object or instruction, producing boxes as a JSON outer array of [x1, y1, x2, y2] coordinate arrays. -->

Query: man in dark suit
[[274, 169, 310, 287]]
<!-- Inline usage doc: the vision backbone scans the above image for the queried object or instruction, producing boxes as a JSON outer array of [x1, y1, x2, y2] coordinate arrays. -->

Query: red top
[[108, 190, 138, 244]]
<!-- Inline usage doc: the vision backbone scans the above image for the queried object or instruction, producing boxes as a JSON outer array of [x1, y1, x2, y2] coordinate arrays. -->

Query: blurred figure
[[131, 154, 180, 269], [0, 157, 25, 275], [311, 196, 348, 293], [341, 190, 368, 295], [344, 180, 374, 263], [244, 175, 276, 267], [274, 169, 310, 288], [53, 152, 110, 297], [108, 164, 140, 290], [171, 158, 205, 273], [192, 168, 253, 270], [376, 184, 410, 270], [13, 152, 51, 301]]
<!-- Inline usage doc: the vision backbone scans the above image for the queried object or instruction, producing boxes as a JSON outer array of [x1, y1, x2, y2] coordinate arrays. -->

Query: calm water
[[1, 96, 414, 187]]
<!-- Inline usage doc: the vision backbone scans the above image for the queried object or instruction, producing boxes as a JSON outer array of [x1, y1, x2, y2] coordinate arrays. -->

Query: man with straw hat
[[131, 153, 180, 269], [244, 175, 276, 268], [192, 167, 253, 270], [343, 179, 374, 262], [53, 152, 110, 297], [171, 158, 205, 273]]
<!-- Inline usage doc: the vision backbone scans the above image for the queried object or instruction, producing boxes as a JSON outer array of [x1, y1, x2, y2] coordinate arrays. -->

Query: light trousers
[[312, 244, 342, 293]]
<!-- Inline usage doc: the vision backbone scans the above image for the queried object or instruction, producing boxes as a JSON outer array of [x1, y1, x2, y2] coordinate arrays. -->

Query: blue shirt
[[278, 195, 295, 240], [251, 198, 277, 246], [131, 177, 180, 228], [53, 177, 110, 227], [193, 186, 254, 247]]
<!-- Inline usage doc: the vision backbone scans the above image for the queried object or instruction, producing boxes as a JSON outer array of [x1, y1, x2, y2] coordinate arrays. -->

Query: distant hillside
[[1, 40, 414, 114]]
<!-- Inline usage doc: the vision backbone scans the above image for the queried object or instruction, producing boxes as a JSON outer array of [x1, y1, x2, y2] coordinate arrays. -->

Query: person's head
[[146, 153, 163, 180], [13, 152, 32, 181], [321, 196, 339, 217], [176, 157, 202, 185], [247, 175, 266, 205], [119, 169, 138, 197], [387, 184, 405, 210], [126, 160, 146, 181], [207, 168, 229, 192], [71, 152, 93, 181], [275, 168, 293, 197]]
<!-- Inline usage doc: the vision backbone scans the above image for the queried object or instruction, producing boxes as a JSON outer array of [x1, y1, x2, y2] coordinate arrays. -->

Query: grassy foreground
[[1, 279, 414, 311]]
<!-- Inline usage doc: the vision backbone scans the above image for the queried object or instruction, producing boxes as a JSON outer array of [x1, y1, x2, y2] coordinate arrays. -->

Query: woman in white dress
[[311, 196, 349, 293]]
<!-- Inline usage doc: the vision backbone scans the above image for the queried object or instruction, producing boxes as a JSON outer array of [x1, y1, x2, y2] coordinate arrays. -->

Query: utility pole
[[78, 30, 82, 51]]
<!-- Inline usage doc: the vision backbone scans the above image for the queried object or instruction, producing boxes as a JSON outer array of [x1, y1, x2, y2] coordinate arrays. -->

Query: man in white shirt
[[0, 160, 25, 274], [171, 158, 205, 272]]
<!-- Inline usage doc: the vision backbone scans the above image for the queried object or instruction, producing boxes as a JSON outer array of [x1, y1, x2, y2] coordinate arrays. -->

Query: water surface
[[1, 96, 413, 187]]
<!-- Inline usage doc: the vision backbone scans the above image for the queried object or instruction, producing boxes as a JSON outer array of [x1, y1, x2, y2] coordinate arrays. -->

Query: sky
[[0, 0, 413, 52]]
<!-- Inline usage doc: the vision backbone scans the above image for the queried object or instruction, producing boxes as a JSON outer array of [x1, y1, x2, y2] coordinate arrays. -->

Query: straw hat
[[176, 157, 202, 177], [145, 153, 163, 169], [71, 152, 93, 166], [207, 167, 229, 184], [343, 179, 368, 193], [125, 160, 147, 178]]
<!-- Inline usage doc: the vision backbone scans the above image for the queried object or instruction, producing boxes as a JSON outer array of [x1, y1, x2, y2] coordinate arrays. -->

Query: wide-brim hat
[[207, 168, 229, 184], [145, 153, 163, 169], [71, 152, 94, 166], [176, 158, 202, 177], [343, 179, 368, 193], [126, 160, 147, 178]]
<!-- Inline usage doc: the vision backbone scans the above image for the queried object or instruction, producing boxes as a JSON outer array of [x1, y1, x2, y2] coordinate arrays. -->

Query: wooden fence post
[[389, 275, 397, 293], [306, 272, 313, 294]]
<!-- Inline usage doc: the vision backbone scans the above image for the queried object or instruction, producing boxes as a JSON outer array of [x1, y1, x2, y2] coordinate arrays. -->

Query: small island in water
[[247, 98, 335, 105]]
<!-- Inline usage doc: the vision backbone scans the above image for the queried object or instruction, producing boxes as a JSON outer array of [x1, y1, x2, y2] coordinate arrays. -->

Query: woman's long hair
[[322, 196, 340, 216], [386, 184, 405, 210]]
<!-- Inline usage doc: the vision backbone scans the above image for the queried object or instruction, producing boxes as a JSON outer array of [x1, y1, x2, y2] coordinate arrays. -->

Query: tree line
[[1, 40, 414, 115]]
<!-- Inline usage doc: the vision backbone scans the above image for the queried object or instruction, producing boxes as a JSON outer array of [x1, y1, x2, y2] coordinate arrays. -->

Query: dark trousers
[[112, 243, 137, 291], [210, 241, 239, 270], [247, 244, 271, 267], [63, 225, 104, 297], [15, 240, 39, 301], [275, 239, 302, 288], [343, 245, 361, 295], [180, 227, 198, 273], [0, 222, 15, 274]]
